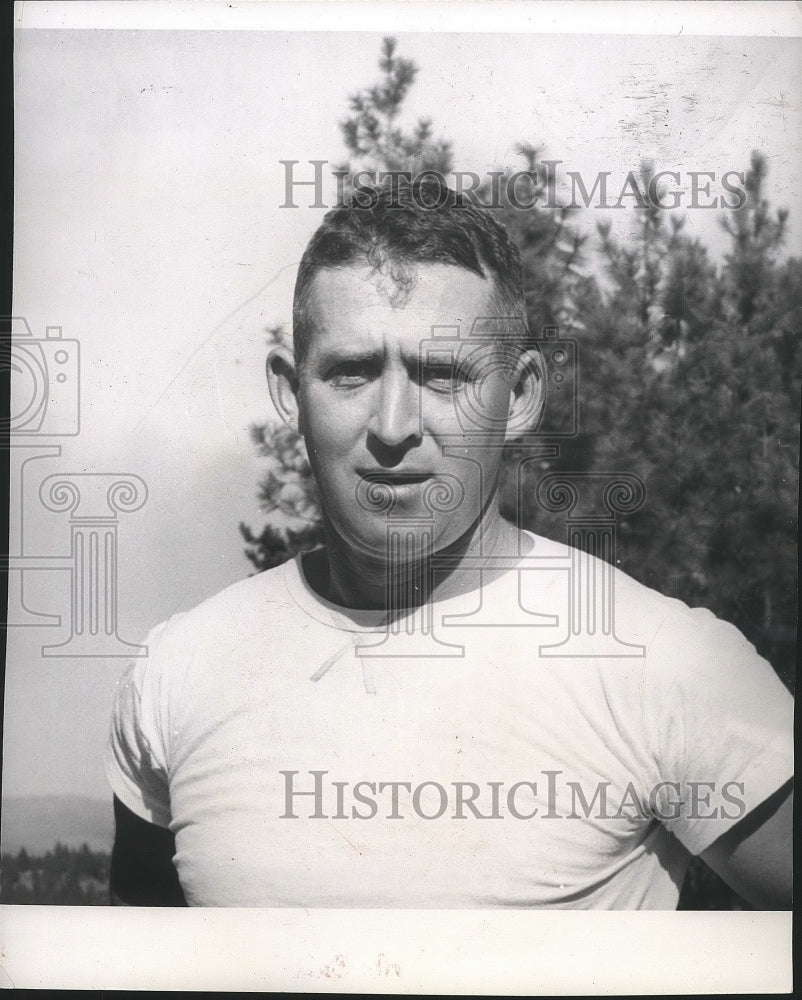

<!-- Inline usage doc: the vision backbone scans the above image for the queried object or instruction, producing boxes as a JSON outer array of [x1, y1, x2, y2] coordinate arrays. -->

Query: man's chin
[[329, 517, 463, 565]]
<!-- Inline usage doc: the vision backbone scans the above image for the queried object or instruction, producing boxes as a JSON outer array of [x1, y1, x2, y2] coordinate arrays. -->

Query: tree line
[[1, 843, 111, 905]]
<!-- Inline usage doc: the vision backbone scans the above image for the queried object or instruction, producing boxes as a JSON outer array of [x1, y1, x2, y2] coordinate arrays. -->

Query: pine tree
[[336, 36, 453, 180], [705, 152, 798, 688], [544, 155, 797, 691]]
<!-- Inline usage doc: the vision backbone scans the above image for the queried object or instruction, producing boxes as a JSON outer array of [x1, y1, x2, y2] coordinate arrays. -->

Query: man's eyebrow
[[314, 346, 384, 365]]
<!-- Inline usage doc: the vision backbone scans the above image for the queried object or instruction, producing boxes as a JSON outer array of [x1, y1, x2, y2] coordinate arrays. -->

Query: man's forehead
[[309, 261, 492, 304], [302, 265, 527, 361], [303, 261, 502, 340]]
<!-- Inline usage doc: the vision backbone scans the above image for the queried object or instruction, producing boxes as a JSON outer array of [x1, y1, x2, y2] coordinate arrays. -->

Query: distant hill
[[1, 795, 114, 855]]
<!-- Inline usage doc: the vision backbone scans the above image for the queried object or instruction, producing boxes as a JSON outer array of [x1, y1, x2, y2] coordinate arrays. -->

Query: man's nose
[[367, 370, 422, 448]]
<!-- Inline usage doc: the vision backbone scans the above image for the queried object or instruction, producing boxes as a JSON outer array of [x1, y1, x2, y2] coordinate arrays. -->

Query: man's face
[[295, 262, 526, 561]]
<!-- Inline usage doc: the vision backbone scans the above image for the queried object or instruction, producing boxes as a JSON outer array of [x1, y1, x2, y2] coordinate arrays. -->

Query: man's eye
[[421, 366, 469, 391], [328, 364, 371, 387]]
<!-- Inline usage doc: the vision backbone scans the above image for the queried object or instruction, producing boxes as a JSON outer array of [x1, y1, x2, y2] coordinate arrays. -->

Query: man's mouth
[[358, 471, 433, 487]]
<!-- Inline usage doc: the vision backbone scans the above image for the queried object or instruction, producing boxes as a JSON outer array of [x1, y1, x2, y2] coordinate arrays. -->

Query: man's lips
[[357, 470, 434, 486]]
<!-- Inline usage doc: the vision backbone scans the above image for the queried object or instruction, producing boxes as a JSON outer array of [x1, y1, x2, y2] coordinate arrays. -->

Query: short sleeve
[[104, 621, 173, 828], [644, 606, 794, 856]]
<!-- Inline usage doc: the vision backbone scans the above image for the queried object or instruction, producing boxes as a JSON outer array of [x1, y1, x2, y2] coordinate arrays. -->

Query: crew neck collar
[[282, 530, 541, 632]]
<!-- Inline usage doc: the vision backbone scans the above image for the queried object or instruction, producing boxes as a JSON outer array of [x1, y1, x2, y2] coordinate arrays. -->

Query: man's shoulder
[[151, 557, 299, 647], [522, 529, 738, 647], [586, 546, 764, 672]]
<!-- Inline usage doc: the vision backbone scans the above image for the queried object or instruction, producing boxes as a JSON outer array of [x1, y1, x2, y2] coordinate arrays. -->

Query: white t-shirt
[[105, 531, 793, 908]]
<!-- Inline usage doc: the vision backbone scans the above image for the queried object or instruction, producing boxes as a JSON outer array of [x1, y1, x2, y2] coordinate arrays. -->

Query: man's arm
[[109, 795, 187, 906], [699, 778, 792, 909]]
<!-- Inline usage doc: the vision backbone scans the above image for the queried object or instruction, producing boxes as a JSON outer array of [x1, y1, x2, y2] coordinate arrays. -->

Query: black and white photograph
[[1, 0, 796, 991]]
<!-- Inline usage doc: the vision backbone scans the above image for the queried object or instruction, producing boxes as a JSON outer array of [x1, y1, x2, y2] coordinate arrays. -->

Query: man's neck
[[303, 507, 532, 612]]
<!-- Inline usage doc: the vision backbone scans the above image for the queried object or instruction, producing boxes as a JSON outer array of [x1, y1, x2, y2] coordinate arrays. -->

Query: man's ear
[[505, 347, 546, 442], [266, 345, 301, 431]]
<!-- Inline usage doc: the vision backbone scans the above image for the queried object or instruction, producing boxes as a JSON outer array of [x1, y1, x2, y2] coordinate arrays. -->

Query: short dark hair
[[292, 177, 529, 364]]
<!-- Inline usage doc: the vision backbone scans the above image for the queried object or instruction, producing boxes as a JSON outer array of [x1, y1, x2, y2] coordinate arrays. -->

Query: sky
[[5, 6, 801, 801]]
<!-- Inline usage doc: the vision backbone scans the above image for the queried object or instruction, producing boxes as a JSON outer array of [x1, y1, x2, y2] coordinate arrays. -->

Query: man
[[106, 179, 792, 907]]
